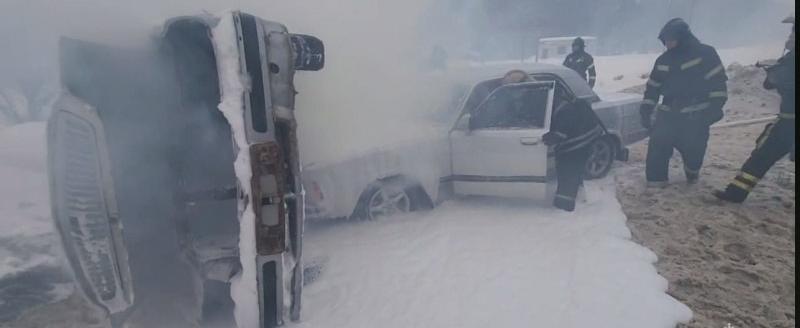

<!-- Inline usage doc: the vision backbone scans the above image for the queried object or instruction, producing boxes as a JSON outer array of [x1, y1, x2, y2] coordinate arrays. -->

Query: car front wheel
[[354, 178, 431, 220], [584, 138, 616, 180]]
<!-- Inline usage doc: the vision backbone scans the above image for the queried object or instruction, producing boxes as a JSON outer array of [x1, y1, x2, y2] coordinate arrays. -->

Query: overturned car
[[47, 11, 323, 327]]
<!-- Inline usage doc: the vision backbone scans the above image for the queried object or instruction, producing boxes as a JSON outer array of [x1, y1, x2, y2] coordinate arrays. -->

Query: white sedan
[[303, 64, 646, 220]]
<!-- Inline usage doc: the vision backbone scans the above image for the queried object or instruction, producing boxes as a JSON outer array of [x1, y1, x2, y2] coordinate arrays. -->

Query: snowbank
[[0, 122, 72, 323], [297, 179, 692, 328], [0, 122, 56, 277], [467, 43, 783, 94], [593, 43, 784, 93]]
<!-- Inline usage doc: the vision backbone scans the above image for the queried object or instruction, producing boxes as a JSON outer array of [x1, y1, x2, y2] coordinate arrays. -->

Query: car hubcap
[[367, 186, 410, 219], [587, 141, 612, 177]]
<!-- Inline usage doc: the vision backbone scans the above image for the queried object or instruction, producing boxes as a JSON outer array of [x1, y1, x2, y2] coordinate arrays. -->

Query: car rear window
[[532, 72, 599, 103]]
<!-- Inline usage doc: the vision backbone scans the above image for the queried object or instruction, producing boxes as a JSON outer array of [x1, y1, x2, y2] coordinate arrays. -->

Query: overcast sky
[[0, 0, 794, 87]]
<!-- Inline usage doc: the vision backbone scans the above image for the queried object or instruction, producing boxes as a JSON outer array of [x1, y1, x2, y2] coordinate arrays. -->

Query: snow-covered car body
[[47, 11, 322, 327], [303, 64, 645, 220]]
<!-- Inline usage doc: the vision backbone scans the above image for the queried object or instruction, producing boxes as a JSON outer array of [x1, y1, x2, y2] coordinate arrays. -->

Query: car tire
[[584, 137, 616, 180], [354, 178, 431, 220]]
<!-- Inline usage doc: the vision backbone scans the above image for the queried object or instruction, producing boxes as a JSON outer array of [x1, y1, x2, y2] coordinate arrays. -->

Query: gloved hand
[[542, 131, 566, 146], [639, 106, 653, 130], [640, 113, 652, 130], [701, 106, 724, 127]]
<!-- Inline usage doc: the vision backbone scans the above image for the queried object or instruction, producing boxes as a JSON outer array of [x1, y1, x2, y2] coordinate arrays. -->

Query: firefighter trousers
[[554, 146, 591, 212], [646, 117, 710, 182], [722, 118, 795, 201]]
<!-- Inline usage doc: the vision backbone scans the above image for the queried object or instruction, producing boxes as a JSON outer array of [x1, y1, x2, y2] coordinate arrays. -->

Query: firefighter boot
[[647, 181, 668, 189], [713, 188, 747, 203], [686, 171, 700, 185], [715, 172, 760, 203], [554, 195, 576, 212]]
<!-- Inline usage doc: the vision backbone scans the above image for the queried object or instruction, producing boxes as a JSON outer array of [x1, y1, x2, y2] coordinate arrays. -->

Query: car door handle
[[520, 137, 540, 145]]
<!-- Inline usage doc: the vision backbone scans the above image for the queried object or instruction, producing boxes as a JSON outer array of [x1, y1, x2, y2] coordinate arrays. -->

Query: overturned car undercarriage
[[47, 11, 323, 328]]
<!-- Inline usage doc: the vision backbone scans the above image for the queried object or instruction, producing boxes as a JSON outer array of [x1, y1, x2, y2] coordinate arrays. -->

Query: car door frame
[[446, 80, 557, 199]]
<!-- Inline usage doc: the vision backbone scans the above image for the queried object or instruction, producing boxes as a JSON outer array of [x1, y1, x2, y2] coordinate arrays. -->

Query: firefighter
[[714, 18, 795, 203], [543, 95, 605, 212], [563, 37, 597, 88], [639, 18, 728, 187]]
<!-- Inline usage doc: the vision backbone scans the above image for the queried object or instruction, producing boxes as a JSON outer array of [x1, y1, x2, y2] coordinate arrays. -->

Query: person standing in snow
[[639, 18, 728, 188], [542, 94, 605, 212], [714, 18, 795, 203], [563, 37, 597, 88]]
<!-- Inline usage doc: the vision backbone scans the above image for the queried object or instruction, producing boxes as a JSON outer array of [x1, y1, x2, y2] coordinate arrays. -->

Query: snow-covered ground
[[0, 122, 72, 323], [0, 121, 692, 327], [462, 43, 783, 94], [297, 182, 691, 328], [0, 122, 52, 276]]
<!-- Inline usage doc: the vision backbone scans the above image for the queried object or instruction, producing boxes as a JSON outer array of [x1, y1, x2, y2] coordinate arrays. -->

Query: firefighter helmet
[[658, 18, 691, 43], [572, 37, 585, 49]]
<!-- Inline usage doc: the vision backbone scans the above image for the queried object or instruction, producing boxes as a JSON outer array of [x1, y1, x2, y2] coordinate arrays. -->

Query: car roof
[[446, 62, 574, 83], [445, 63, 599, 102]]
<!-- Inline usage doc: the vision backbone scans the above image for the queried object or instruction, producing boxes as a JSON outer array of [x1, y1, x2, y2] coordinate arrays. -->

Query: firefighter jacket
[[764, 50, 795, 118], [563, 51, 597, 88], [640, 37, 728, 126], [544, 99, 605, 155]]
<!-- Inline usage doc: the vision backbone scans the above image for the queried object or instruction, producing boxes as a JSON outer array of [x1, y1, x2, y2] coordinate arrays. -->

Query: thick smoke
[[1, 0, 472, 161], [2, 1, 793, 154]]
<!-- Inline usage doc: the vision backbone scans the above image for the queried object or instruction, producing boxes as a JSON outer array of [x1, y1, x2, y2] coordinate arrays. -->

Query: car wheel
[[355, 179, 430, 220], [585, 138, 615, 180]]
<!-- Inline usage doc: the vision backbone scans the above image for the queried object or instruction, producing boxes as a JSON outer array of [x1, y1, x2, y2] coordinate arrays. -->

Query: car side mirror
[[467, 113, 478, 131], [453, 113, 471, 131], [290, 34, 324, 71]]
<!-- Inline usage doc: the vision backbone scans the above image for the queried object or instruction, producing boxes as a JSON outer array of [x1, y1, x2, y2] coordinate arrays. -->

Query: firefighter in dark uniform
[[543, 95, 605, 211], [563, 37, 597, 88], [714, 18, 795, 203], [639, 18, 728, 187]]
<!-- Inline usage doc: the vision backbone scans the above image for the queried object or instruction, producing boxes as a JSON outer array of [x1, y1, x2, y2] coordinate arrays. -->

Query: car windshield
[[426, 84, 471, 125], [470, 84, 549, 129]]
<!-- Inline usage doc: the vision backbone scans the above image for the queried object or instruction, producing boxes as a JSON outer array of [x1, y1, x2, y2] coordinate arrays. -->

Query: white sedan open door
[[448, 81, 556, 200]]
